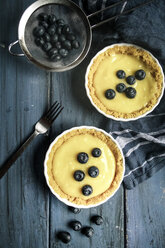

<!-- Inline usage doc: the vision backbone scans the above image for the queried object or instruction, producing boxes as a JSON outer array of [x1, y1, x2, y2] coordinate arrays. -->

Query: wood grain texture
[[0, 0, 165, 248], [0, 1, 49, 247], [48, 61, 124, 247], [125, 168, 165, 248]]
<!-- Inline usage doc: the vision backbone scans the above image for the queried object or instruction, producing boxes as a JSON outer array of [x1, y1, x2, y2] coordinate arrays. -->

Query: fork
[[0, 101, 64, 179]]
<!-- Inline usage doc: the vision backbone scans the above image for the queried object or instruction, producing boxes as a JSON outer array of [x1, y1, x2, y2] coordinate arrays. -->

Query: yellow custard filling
[[94, 53, 156, 113], [52, 133, 116, 199], [46, 128, 124, 206], [87, 45, 163, 119]]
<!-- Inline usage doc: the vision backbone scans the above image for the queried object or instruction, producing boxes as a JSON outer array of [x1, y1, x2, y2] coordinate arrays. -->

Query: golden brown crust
[[87, 45, 163, 119], [46, 128, 124, 206]]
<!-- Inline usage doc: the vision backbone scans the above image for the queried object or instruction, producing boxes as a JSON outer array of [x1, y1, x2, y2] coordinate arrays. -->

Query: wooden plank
[[125, 168, 165, 248], [49, 188, 124, 248], [0, 0, 50, 247], [48, 55, 124, 247]]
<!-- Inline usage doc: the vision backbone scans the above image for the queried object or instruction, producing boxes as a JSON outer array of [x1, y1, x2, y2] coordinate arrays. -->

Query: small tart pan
[[85, 43, 165, 121]]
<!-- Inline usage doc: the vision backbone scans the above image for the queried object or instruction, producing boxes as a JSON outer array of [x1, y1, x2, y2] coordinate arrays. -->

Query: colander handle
[[8, 40, 24, 57], [87, 0, 153, 29]]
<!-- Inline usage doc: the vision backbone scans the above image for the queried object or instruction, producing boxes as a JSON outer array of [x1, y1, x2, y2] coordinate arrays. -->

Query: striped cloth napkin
[[108, 110, 165, 189], [73, 0, 165, 189]]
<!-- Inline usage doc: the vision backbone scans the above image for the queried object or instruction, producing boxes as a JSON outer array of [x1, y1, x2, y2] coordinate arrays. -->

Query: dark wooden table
[[0, 1, 165, 247]]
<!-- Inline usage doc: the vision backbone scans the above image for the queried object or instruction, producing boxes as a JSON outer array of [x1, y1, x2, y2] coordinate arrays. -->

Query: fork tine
[[50, 106, 64, 123], [44, 101, 57, 117], [48, 104, 62, 120], [47, 104, 61, 119], [45, 101, 59, 118]]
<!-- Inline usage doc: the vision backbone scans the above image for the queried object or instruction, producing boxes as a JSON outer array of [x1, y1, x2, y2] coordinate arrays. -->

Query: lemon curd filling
[[52, 133, 115, 199], [46, 128, 124, 206], [87, 45, 163, 119], [94, 53, 156, 113]]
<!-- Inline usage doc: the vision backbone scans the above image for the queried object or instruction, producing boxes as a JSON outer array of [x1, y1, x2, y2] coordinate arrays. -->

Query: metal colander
[[9, 0, 154, 72], [11, 0, 91, 71]]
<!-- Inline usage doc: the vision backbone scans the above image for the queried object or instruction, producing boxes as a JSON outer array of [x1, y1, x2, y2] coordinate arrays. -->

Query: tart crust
[[46, 128, 124, 206], [87, 45, 163, 119]]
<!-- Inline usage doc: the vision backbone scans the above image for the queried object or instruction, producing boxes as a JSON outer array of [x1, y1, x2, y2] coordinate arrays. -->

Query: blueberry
[[39, 21, 49, 29], [70, 221, 82, 231], [58, 34, 66, 42], [135, 69, 146, 80], [43, 32, 51, 42], [50, 54, 61, 61], [105, 89, 116, 99], [51, 34, 58, 43], [62, 25, 70, 34], [56, 19, 65, 26], [82, 185, 93, 196], [126, 75, 136, 85], [58, 231, 71, 244], [92, 148, 101, 157], [59, 48, 68, 57], [116, 83, 126, 93], [77, 152, 89, 164], [91, 215, 103, 225], [67, 33, 76, 41], [74, 170, 85, 181], [42, 42, 52, 52], [69, 207, 81, 214], [48, 48, 58, 56], [54, 41, 62, 50], [47, 25, 56, 36], [56, 26, 63, 35], [49, 54, 58, 60], [38, 13, 48, 22], [116, 70, 126, 79], [82, 227, 94, 238], [125, 87, 137, 98], [88, 166, 99, 178], [48, 14, 56, 24], [72, 40, 80, 49], [35, 37, 45, 46], [33, 26, 45, 37], [62, 40, 72, 50]]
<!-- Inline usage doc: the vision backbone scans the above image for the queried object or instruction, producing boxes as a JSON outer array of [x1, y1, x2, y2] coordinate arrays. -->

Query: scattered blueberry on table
[[91, 215, 104, 225], [82, 226, 94, 238], [58, 231, 71, 243], [57, 208, 104, 243], [70, 220, 82, 231], [33, 13, 80, 62], [69, 207, 81, 214]]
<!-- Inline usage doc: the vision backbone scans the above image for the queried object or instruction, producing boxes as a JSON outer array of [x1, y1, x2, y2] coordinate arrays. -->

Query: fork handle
[[0, 131, 39, 179]]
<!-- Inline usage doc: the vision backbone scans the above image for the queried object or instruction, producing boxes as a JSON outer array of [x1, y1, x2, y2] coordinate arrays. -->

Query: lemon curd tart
[[85, 44, 164, 120], [44, 127, 125, 207]]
